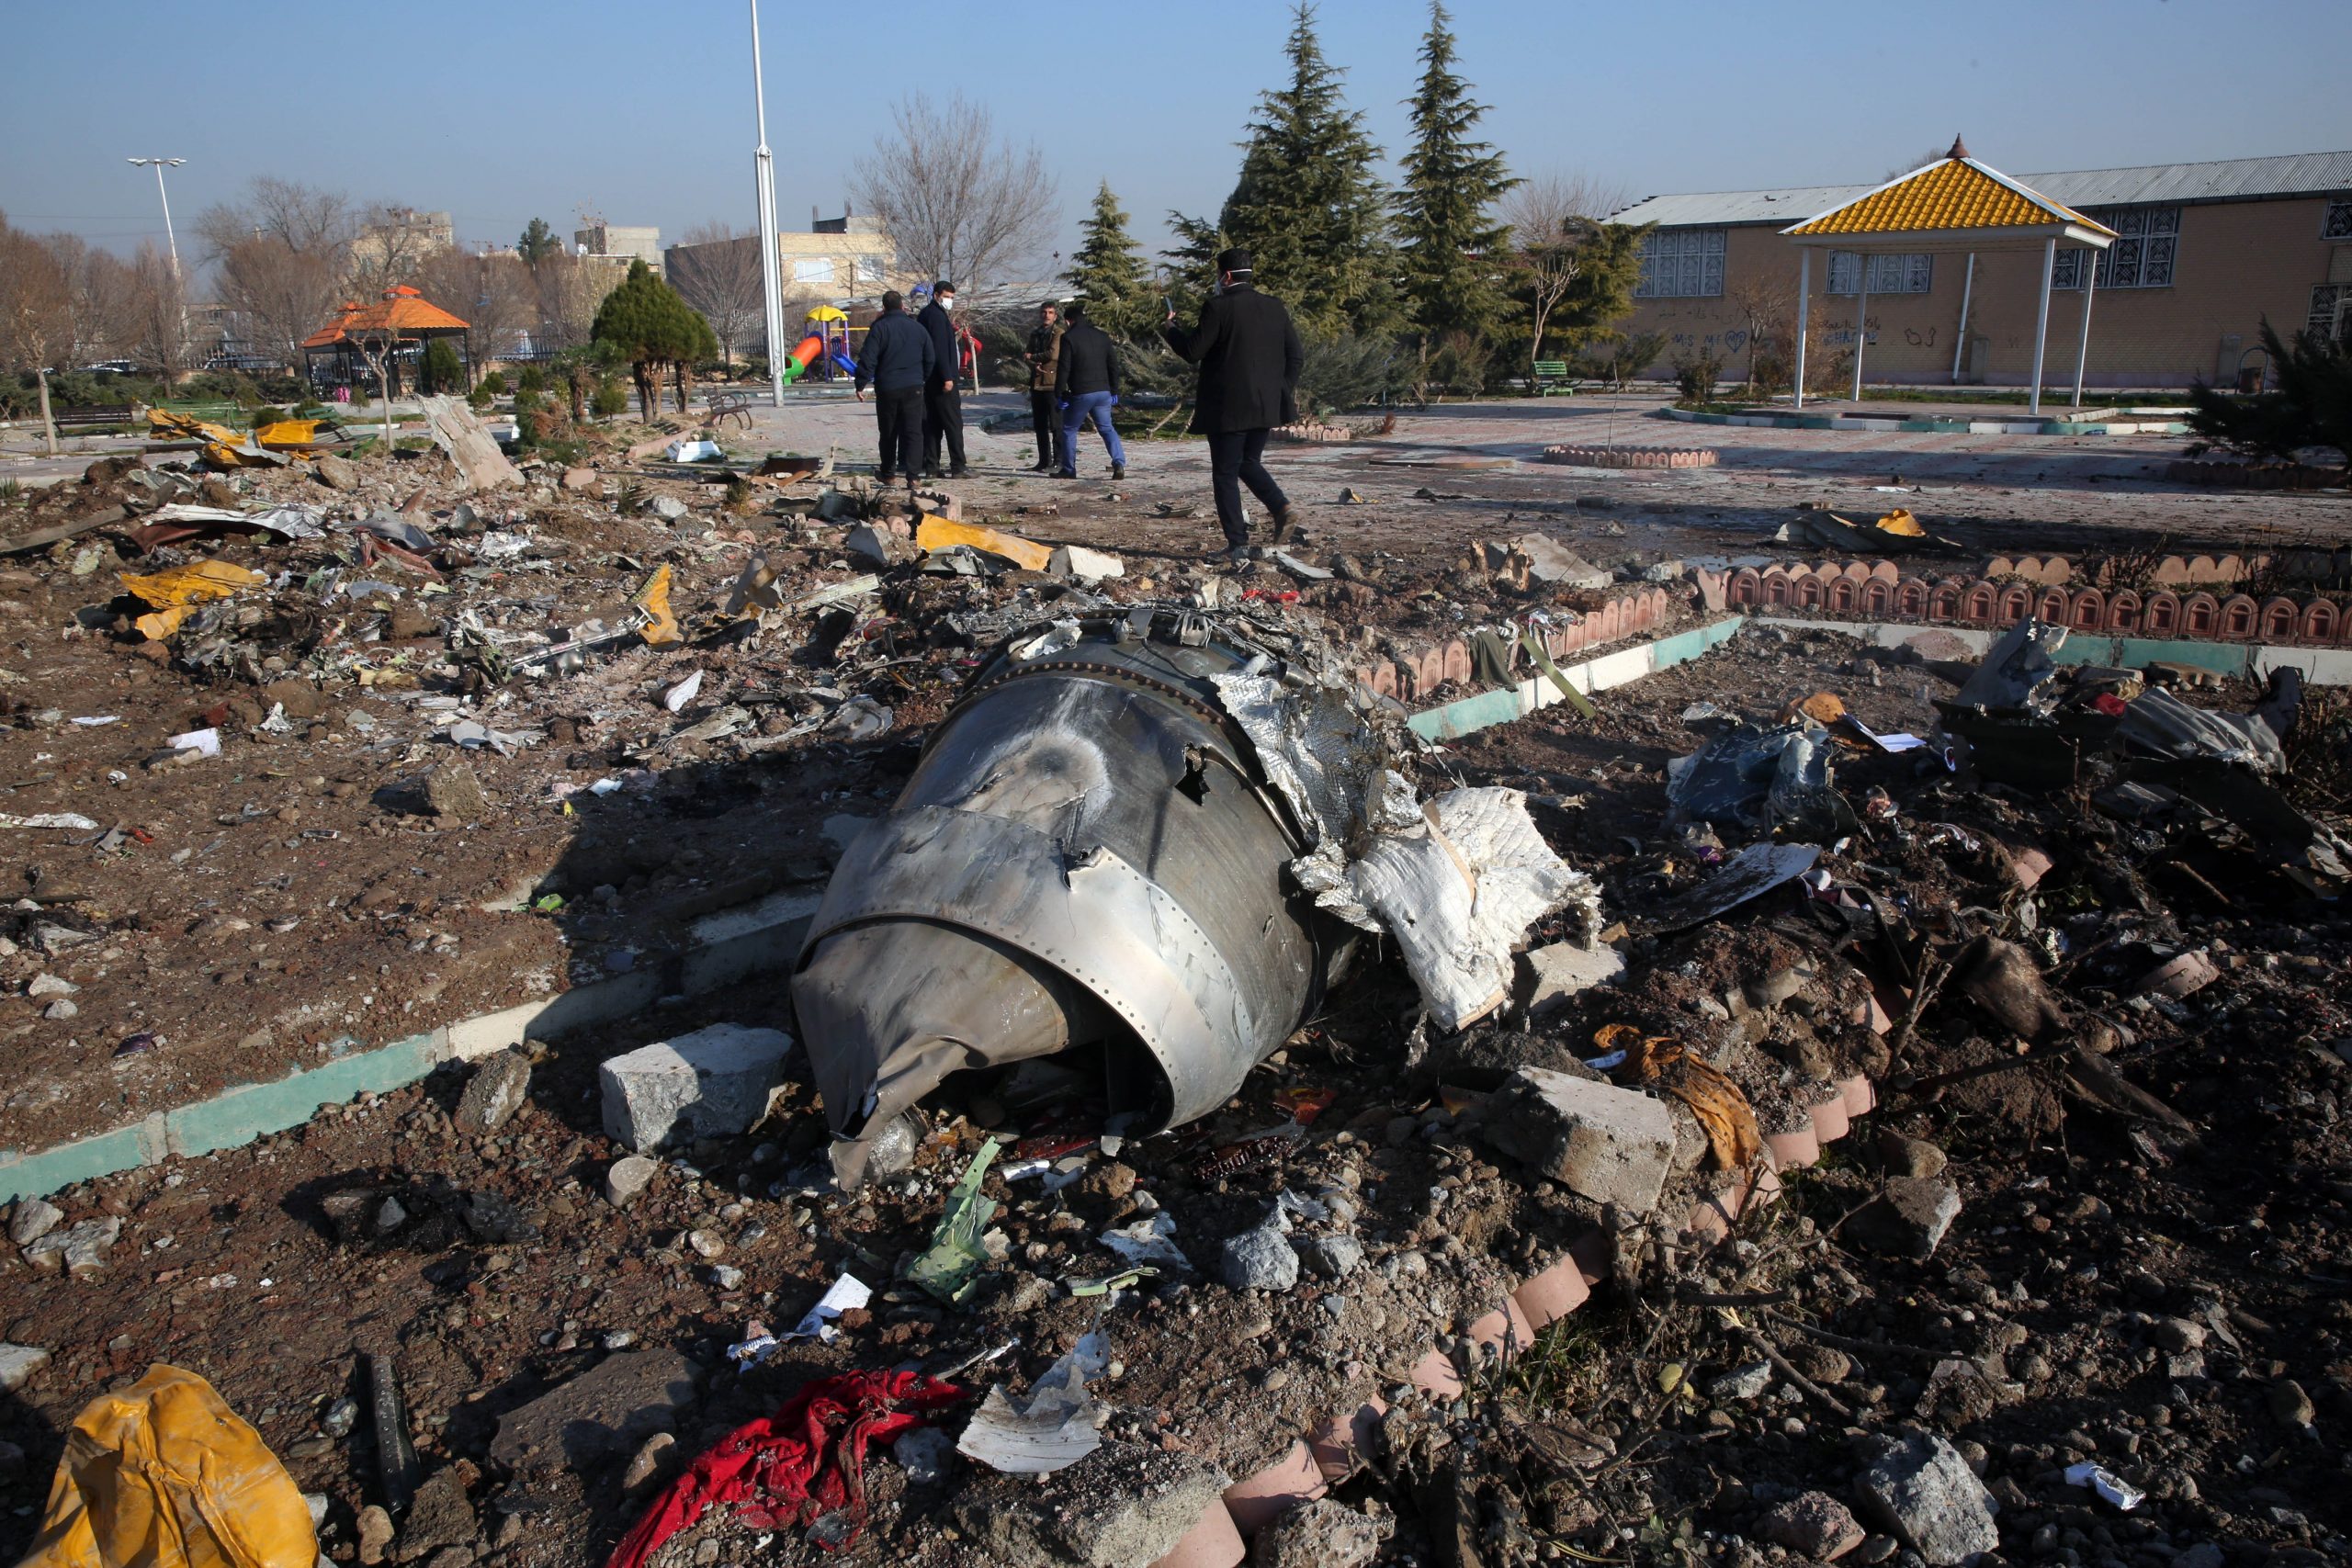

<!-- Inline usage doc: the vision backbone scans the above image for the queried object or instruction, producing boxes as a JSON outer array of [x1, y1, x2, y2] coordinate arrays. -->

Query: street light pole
[[127, 157, 186, 278], [749, 1, 787, 408]]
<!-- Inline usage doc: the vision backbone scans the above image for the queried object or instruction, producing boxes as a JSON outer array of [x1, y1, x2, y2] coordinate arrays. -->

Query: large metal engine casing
[[792, 616, 1332, 1179]]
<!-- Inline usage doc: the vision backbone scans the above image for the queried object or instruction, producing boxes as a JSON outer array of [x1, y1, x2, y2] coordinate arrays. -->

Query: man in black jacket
[[915, 280, 967, 478], [1053, 301, 1126, 481], [1162, 248, 1304, 565], [853, 290, 934, 489]]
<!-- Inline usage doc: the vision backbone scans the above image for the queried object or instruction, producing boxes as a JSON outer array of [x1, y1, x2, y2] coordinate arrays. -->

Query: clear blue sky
[[5, 0, 2346, 276]]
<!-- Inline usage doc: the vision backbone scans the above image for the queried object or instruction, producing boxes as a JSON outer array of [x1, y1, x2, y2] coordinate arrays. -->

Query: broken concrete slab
[[453, 1049, 530, 1135], [419, 396, 520, 492], [0, 1343, 50, 1392], [954, 1441, 1229, 1568], [1253, 1497, 1388, 1567], [423, 761, 489, 821], [598, 1023, 793, 1152], [313, 456, 361, 492], [1760, 1491, 1866, 1561], [1853, 1428, 1999, 1566], [1482, 1068, 1677, 1216], [1048, 544, 1125, 581], [1517, 941, 1626, 1016], [1513, 533, 1612, 589], [23, 1215, 119, 1277], [1847, 1177, 1962, 1261], [488, 1350, 703, 1477], [8, 1197, 62, 1247]]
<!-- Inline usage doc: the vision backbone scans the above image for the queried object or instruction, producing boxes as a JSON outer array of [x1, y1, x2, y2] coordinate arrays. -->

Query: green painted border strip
[[1408, 616, 1746, 742], [1750, 615, 2352, 686], [1662, 406, 2188, 437]]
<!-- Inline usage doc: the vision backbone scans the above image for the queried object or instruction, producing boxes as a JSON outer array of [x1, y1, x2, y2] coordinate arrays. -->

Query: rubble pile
[[1, 433, 2348, 1568]]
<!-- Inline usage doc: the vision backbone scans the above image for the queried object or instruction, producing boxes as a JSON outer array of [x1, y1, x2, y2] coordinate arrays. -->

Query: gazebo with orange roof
[[1781, 138, 2117, 414], [300, 285, 472, 396]]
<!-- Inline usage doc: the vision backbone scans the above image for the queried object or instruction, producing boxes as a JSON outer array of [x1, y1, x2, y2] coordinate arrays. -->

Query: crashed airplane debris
[[793, 604, 1588, 1184]]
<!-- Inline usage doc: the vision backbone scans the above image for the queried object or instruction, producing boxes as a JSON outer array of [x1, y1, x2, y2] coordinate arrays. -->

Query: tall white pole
[[1849, 254, 1870, 403], [1950, 253, 1974, 383], [750, 0, 787, 408], [153, 163, 182, 277], [2029, 237, 2055, 415], [2071, 252, 2098, 411], [1792, 249, 1810, 411]]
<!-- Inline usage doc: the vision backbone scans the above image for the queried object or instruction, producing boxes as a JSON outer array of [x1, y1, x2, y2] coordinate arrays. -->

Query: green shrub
[[480, 370, 508, 396], [1672, 349, 1722, 404], [591, 376, 628, 420], [516, 365, 546, 396], [250, 406, 288, 429], [2187, 319, 2352, 468], [422, 340, 465, 395], [467, 385, 494, 409]]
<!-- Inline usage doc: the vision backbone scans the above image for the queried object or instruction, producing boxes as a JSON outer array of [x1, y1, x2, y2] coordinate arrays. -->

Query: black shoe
[[1111, 462, 1126, 480], [1217, 546, 1252, 570], [1030, 459, 1053, 473], [1052, 469, 1077, 479], [948, 466, 971, 479], [920, 464, 944, 479], [1268, 509, 1295, 546], [876, 471, 897, 484]]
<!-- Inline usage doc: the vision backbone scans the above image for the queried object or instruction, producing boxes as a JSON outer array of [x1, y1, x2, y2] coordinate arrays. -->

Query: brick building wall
[[1623, 195, 2346, 389]]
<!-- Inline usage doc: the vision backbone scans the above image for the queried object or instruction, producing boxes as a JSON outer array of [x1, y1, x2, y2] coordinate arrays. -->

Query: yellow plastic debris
[[253, 420, 326, 451], [119, 561, 267, 640], [19, 1363, 320, 1568], [914, 515, 1053, 574], [1788, 691, 1846, 727], [633, 564, 680, 647], [1873, 508, 1924, 537], [1623, 1032, 1763, 1172]]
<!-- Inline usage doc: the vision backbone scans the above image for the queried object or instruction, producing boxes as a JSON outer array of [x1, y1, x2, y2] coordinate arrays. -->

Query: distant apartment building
[[574, 222, 662, 273], [1606, 150, 2352, 389], [347, 207, 455, 279], [663, 209, 908, 318]]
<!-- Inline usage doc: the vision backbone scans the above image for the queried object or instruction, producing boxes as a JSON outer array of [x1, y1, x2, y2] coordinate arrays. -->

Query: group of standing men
[[853, 247, 1303, 568]]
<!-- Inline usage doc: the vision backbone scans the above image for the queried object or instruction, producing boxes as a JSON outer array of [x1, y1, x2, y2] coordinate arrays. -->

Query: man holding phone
[[1162, 248, 1303, 568]]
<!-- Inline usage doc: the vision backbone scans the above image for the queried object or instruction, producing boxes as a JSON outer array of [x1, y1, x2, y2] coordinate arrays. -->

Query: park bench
[[51, 403, 139, 431], [1530, 362, 1578, 397], [704, 391, 755, 431]]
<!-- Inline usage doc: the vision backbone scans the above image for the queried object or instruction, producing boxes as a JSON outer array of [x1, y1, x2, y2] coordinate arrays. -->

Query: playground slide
[[780, 334, 826, 383]]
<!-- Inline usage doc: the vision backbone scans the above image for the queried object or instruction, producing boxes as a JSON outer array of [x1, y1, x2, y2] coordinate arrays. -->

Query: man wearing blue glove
[[1052, 300, 1126, 481]]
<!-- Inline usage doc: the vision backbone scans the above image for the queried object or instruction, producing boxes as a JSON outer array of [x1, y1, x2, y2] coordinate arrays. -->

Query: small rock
[[1761, 1491, 1867, 1561], [1296, 1233, 1364, 1280], [0, 1344, 51, 1392], [1792, 1345, 1853, 1385], [1876, 1130, 1948, 1180], [393, 1468, 476, 1563], [605, 1155, 658, 1207], [892, 1426, 956, 1486], [9, 1197, 63, 1247], [423, 761, 489, 820], [1219, 1223, 1300, 1292], [619, 1432, 676, 1494], [560, 467, 600, 493], [322, 1396, 360, 1438], [2268, 1377, 2316, 1427], [1846, 1177, 1962, 1261], [2173, 1546, 2224, 1568], [643, 495, 689, 521], [685, 1228, 725, 1259], [26, 974, 75, 998], [313, 455, 362, 492], [2150, 1316, 2206, 1354], [43, 999, 77, 1021], [1852, 1428, 1999, 1566], [1709, 1361, 1773, 1402], [356, 1505, 395, 1566], [1254, 1496, 1388, 1567], [709, 1264, 744, 1291], [23, 1215, 120, 1278], [454, 1049, 531, 1134]]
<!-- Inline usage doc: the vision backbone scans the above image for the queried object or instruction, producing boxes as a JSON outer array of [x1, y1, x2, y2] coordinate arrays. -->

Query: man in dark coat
[[1023, 300, 1066, 474], [853, 289, 934, 490], [915, 280, 968, 478], [1053, 301, 1126, 481], [1162, 247, 1304, 565]]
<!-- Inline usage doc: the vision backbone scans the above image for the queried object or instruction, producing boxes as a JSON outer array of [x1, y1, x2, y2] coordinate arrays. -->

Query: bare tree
[[128, 243, 195, 381], [71, 245, 141, 365], [851, 95, 1058, 301], [346, 204, 453, 298], [1499, 170, 1634, 385], [670, 222, 766, 368], [531, 253, 622, 354], [1726, 273, 1796, 391], [196, 178, 359, 371], [0, 213, 74, 373], [411, 249, 536, 373], [196, 176, 354, 257]]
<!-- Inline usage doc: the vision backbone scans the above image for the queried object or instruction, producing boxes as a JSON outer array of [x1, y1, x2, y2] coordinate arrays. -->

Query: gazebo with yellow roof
[[1782, 138, 2116, 413]]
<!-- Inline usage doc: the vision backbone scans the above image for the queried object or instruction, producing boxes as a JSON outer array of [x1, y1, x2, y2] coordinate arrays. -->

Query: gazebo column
[[1792, 250, 1811, 410], [1849, 254, 1870, 402], [2028, 237, 2055, 415], [1950, 253, 1975, 384], [2070, 255, 2098, 411]]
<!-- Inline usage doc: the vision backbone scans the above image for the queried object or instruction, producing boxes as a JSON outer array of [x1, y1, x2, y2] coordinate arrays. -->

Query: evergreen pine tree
[[592, 259, 712, 419], [1064, 183, 1156, 340], [1182, 4, 1395, 339], [1394, 2, 1515, 343]]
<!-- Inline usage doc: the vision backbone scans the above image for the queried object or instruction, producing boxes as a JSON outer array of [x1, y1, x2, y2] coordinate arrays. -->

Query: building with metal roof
[[1604, 149, 2352, 392]]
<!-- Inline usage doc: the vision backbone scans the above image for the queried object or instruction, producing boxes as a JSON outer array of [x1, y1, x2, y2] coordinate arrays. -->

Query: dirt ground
[[2, 397, 2349, 1568]]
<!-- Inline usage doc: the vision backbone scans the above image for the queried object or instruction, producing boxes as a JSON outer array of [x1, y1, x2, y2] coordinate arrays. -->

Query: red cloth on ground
[[604, 1370, 965, 1568]]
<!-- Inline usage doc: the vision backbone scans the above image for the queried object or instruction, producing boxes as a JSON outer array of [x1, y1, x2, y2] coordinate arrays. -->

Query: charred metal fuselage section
[[793, 611, 1335, 1180]]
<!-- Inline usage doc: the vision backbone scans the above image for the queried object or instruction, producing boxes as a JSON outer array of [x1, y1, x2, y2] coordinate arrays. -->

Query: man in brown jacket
[[1023, 300, 1066, 474]]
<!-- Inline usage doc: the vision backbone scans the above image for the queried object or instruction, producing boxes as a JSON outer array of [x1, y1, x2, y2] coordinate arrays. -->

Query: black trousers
[[1028, 390, 1064, 468], [873, 386, 922, 479], [1206, 427, 1287, 548], [923, 383, 966, 471]]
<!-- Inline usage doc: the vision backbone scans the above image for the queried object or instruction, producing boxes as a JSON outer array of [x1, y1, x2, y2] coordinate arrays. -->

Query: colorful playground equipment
[[780, 306, 860, 383]]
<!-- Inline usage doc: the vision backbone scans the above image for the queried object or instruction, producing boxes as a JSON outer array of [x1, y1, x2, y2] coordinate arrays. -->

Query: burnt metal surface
[[793, 613, 1334, 1180]]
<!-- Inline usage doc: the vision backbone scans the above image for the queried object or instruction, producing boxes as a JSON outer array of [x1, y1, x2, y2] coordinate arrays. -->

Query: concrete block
[[1050, 544, 1125, 581], [0, 1343, 51, 1391], [1853, 1429, 1999, 1566], [454, 1048, 531, 1134], [598, 1023, 793, 1152], [1517, 942, 1625, 1016], [1483, 1067, 1677, 1216]]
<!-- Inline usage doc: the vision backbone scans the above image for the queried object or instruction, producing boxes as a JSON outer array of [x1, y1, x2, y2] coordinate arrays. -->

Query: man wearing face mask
[[915, 280, 969, 479], [1162, 248, 1303, 568]]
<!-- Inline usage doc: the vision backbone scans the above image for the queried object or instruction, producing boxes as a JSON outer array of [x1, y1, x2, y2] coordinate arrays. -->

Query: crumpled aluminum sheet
[[956, 1324, 1111, 1475], [2120, 685, 2285, 775], [1954, 616, 2068, 716], [1209, 667, 1396, 850]]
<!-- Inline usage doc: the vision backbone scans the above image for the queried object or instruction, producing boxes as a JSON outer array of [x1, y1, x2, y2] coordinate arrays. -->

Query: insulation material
[[1342, 787, 1592, 1032]]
